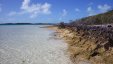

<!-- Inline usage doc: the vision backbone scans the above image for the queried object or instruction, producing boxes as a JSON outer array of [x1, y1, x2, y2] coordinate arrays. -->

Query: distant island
[[0, 23, 56, 25]]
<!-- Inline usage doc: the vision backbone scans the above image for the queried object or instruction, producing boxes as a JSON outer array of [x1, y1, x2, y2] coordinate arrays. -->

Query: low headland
[[52, 10, 113, 64]]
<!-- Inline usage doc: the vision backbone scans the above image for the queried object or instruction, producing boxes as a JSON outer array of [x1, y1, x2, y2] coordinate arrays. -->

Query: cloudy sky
[[0, 0, 113, 23]]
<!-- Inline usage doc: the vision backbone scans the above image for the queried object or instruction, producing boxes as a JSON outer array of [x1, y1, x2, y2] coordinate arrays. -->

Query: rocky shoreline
[[48, 25, 113, 64]]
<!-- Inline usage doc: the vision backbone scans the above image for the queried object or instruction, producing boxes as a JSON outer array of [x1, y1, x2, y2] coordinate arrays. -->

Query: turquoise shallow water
[[0, 25, 72, 64]]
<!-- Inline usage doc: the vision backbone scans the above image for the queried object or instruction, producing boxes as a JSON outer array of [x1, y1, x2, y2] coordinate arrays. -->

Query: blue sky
[[0, 0, 113, 23]]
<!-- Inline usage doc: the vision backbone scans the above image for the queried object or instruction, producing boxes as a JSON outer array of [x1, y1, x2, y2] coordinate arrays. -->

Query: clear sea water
[[0, 25, 72, 64]]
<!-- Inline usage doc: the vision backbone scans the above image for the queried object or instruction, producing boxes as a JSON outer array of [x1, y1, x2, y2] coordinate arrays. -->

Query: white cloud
[[0, 7, 1, 12], [21, 0, 51, 18], [86, 4, 111, 16], [88, 2, 93, 6], [75, 8, 80, 12], [9, 0, 51, 18], [62, 9, 67, 17], [98, 4, 111, 13], [8, 11, 17, 16], [59, 9, 67, 21], [21, 0, 30, 10], [87, 6, 95, 16], [87, 7, 92, 11], [0, 4, 2, 12], [0, 18, 15, 22]]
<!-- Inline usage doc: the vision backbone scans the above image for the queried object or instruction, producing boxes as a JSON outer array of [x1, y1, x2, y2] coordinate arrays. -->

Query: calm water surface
[[0, 25, 72, 64]]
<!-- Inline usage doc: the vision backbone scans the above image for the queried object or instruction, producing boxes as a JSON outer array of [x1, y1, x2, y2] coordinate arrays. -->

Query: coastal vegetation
[[69, 10, 113, 25], [57, 10, 113, 64]]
